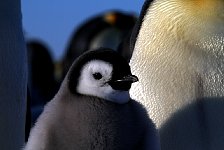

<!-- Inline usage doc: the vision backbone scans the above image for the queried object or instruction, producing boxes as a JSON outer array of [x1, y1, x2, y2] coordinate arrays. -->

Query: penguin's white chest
[[130, 27, 224, 128]]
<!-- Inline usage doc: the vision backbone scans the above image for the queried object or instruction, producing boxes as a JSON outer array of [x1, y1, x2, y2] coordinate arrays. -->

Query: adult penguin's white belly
[[130, 0, 224, 149]]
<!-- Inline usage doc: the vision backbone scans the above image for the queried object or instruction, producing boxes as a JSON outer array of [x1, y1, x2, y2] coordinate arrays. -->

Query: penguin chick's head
[[67, 48, 138, 104]]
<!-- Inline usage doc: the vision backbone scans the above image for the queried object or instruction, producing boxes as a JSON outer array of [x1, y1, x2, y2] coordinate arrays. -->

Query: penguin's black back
[[130, 0, 154, 51]]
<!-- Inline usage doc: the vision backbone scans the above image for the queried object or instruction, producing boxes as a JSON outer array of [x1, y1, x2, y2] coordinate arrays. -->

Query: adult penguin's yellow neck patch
[[185, 0, 223, 13], [180, 0, 224, 21], [104, 13, 117, 25]]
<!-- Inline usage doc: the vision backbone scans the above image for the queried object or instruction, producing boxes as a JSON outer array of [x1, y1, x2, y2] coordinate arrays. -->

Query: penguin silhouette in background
[[27, 40, 59, 124], [24, 48, 160, 150], [61, 10, 137, 79], [130, 0, 224, 149]]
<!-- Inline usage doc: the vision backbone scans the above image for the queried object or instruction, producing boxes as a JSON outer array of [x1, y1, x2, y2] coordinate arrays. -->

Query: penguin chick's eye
[[93, 72, 103, 80]]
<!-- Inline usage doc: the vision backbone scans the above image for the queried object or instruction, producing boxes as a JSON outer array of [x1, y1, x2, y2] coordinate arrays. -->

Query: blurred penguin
[[27, 40, 59, 124], [61, 10, 137, 79], [24, 48, 160, 150], [130, 0, 224, 149]]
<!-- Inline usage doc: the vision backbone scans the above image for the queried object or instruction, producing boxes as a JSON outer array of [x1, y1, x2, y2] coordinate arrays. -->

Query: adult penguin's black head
[[62, 10, 137, 79]]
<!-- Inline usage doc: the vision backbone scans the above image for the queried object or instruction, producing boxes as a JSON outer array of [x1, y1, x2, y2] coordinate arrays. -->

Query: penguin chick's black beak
[[109, 75, 139, 91]]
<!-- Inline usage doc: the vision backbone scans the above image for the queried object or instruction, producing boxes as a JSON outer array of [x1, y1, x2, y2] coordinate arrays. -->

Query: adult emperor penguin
[[61, 11, 137, 79], [24, 48, 160, 150], [130, 0, 224, 149]]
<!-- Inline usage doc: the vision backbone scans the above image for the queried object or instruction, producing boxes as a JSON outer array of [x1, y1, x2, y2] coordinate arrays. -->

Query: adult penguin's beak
[[108, 74, 139, 91]]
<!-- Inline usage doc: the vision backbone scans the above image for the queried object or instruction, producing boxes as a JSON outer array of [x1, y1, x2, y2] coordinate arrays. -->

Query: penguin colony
[[130, 0, 224, 149], [24, 49, 160, 150]]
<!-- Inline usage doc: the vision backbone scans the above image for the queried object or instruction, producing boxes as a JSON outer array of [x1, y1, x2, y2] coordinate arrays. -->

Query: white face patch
[[76, 60, 130, 104]]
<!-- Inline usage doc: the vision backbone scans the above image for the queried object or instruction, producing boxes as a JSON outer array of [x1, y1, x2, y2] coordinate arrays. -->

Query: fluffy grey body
[[24, 49, 160, 150], [25, 87, 158, 150]]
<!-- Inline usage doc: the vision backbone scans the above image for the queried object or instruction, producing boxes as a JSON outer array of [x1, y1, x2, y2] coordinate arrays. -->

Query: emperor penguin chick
[[130, 0, 224, 149], [24, 48, 160, 150]]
